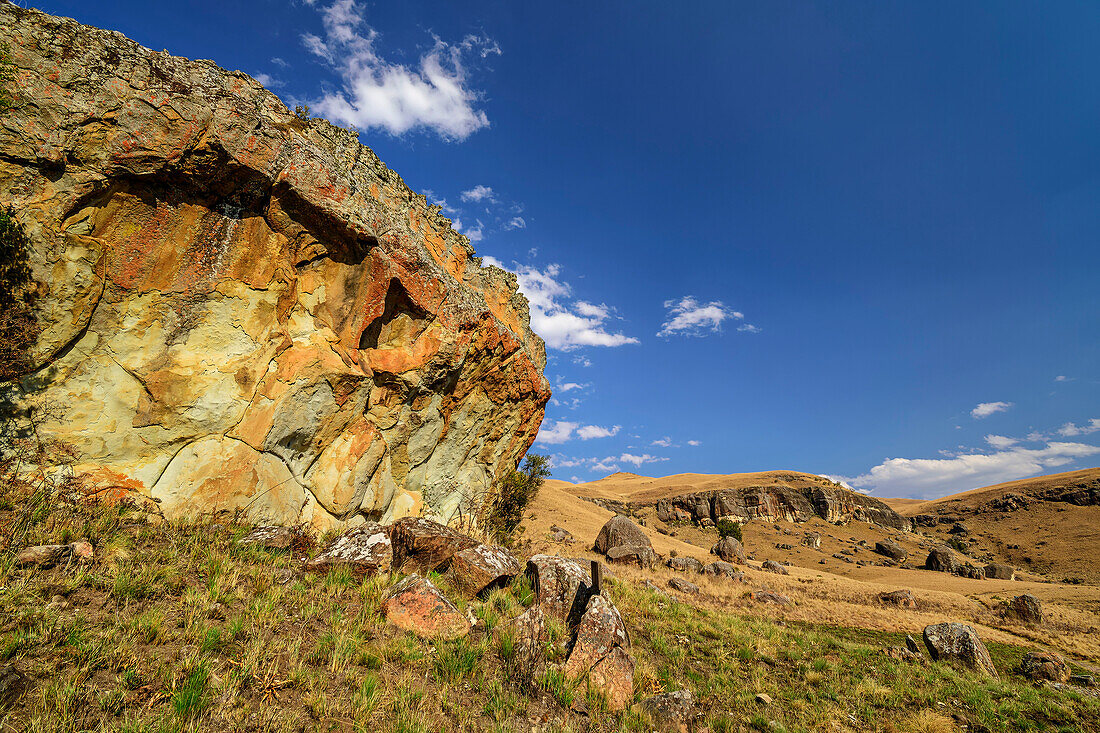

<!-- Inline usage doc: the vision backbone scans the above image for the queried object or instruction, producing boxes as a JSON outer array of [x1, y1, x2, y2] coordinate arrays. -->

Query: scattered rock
[[525, 555, 593, 625], [586, 646, 635, 712], [666, 556, 704, 574], [448, 544, 521, 598], [668, 578, 700, 595], [382, 574, 469, 640], [634, 689, 697, 733], [642, 579, 670, 598], [701, 561, 745, 581], [984, 562, 1015, 580], [605, 545, 656, 568], [949, 522, 969, 535], [550, 530, 570, 543], [749, 590, 790, 605], [912, 514, 938, 527], [761, 560, 788, 575], [0, 664, 29, 707], [1071, 675, 1096, 687], [711, 536, 747, 565], [906, 635, 922, 655], [15, 541, 92, 568], [874, 540, 907, 561], [1020, 651, 1070, 683], [238, 526, 297, 550], [594, 515, 651, 555], [832, 553, 854, 563], [957, 563, 985, 580], [755, 693, 773, 705], [306, 523, 392, 574], [775, 543, 794, 550], [878, 589, 916, 609], [801, 533, 821, 549], [1005, 594, 1043, 624], [922, 623, 997, 677], [388, 518, 478, 574], [884, 646, 923, 662], [69, 541, 93, 563], [925, 545, 960, 573], [563, 594, 630, 680]]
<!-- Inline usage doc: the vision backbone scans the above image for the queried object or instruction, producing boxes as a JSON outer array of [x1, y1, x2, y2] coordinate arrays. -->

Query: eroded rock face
[[0, 5, 550, 530]]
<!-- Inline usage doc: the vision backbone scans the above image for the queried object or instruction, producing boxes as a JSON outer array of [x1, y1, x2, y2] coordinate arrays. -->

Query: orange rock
[[382, 574, 470, 640]]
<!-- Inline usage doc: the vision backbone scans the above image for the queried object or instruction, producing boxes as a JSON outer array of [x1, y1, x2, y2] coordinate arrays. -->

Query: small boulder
[[382, 574, 469, 640], [666, 556, 703, 574], [906, 635, 922, 655], [884, 646, 923, 662], [586, 646, 635, 712], [1020, 651, 1070, 683], [15, 541, 92, 568], [1005, 594, 1043, 624], [957, 563, 985, 580], [563, 594, 630, 679], [525, 555, 593, 625], [874, 540, 907, 561], [448, 544, 521, 598], [306, 523, 391, 574], [634, 689, 697, 733], [594, 515, 650, 554], [702, 561, 745, 581], [238, 526, 296, 550], [711, 536, 747, 565], [749, 590, 790, 605], [925, 545, 960, 573], [801, 533, 822, 549], [668, 577, 699, 595], [605, 544, 656, 568], [984, 562, 1015, 580], [387, 517, 478, 574], [949, 522, 969, 535], [761, 559, 788, 575], [922, 623, 997, 678], [878, 589, 916, 609], [912, 514, 938, 527]]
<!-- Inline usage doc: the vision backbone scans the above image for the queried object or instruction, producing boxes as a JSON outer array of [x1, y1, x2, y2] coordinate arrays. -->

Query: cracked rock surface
[[0, 5, 550, 530]]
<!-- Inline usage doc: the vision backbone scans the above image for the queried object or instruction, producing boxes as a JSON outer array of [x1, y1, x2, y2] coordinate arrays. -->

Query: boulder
[[874, 540, 907, 561], [761, 560, 789, 575], [878, 589, 916, 609], [525, 555, 593, 625], [448, 544, 521, 598], [605, 545, 656, 568], [634, 689, 697, 733], [884, 646, 923, 662], [1020, 651, 1070, 683], [0, 3, 551, 532], [14, 541, 92, 568], [912, 514, 938, 527], [925, 545, 960, 573], [957, 563, 985, 580], [984, 563, 1015, 580], [711, 536, 747, 565], [382, 574, 469, 640], [701, 561, 745, 581], [906, 635, 922, 655], [305, 523, 391, 574], [1005, 594, 1043, 624], [749, 590, 790, 605], [388, 518, 478, 574], [594, 515, 650, 554], [666, 556, 704, 574], [801, 533, 822, 549], [949, 522, 969, 535], [586, 646, 635, 712], [238, 526, 297, 550], [563, 595, 630, 680], [668, 578, 700, 595], [922, 623, 997, 677], [656, 502, 693, 524]]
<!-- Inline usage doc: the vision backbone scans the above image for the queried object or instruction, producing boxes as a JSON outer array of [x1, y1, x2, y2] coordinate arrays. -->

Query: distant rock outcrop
[[0, 4, 550, 530]]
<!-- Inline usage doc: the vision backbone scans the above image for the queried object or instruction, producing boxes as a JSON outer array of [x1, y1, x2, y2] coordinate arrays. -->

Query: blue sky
[[32, 0, 1100, 498]]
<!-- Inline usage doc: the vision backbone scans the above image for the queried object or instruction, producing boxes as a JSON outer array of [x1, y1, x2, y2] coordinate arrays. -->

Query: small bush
[[486, 454, 550, 538], [716, 519, 742, 542]]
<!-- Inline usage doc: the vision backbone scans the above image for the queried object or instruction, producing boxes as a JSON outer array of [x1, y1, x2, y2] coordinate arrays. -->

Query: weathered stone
[[884, 646, 923, 662], [922, 623, 997, 677], [666, 556, 703, 574], [749, 590, 790, 605], [906, 635, 922, 655], [525, 555, 593, 626], [1020, 651, 1070, 683], [874, 540, 907, 561], [801, 533, 822, 549], [387, 517, 477, 574], [634, 689, 697, 733], [382, 574, 469, 640], [957, 563, 985, 580], [0, 4, 550, 532], [761, 560, 788, 575], [668, 577, 700, 594], [605, 544, 656, 568], [925, 545, 960, 573], [586, 646, 634, 712], [1005, 594, 1043, 624], [711, 536, 747, 564], [448, 544, 521, 598], [563, 595, 630, 680], [701, 561, 745, 581], [912, 514, 938, 527], [305, 523, 391, 573], [593, 515, 650, 554], [238, 526, 297, 550], [949, 522, 969, 535], [878, 589, 916, 609], [984, 562, 1015, 580], [14, 541, 91, 568]]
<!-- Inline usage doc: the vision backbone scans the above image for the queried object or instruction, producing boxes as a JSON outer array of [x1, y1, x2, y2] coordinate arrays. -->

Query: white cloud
[[737, 323, 762, 334], [253, 73, 283, 88], [534, 420, 577, 445], [573, 356, 593, 368], [658, 296, 753, 338], [557, 382, 585, 392], [271, 56, 290, 68], [483, 259, 638, 350], [687, 440, 701, 446], [984, 434, 1019, 450], [842, 441, 1100, 499], [971, 401, 1013, 419], [1057, 418, 1100, 437], [576, 424, 620, 440], [590, 458, 620, 474], [651, 437, 674, 448], [303, 0, 499, 140], [460, 219, 484, 242], [618, 453, 669, 467], [461, 185, 497, 203], [503, 216, 526, 230], [1055, 375, 1070, 382]]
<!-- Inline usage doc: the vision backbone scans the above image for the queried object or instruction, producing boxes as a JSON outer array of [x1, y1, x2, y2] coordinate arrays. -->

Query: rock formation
[[0, 5, 550, 529]]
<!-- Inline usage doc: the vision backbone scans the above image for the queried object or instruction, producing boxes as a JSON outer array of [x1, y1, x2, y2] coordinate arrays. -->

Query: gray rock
[[666, 556, 704, 574], [594, 515, 651, 554], [761, 559, 788, 575], [922, 623, 997, 677], [878, 589, 916, 608], [1020, 651, 1069, 683], [238, 525, 297, 550], [525, 554, 593, 625], [1005, 594, 1043, 624], [874, 540, 907, 561], [605, 544, 657, 568], [634, 689, 697, 733], [306, 523, 391, 574], [701, 561, 745, 581], [984, 562, 1015, 580], [668, 577, 700, 595], [711, 536, 747, 564], [925, 545, 960, 573]]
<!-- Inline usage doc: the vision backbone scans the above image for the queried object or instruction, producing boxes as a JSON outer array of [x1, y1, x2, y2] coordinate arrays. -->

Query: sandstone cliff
[[0, 4, 551, 529]]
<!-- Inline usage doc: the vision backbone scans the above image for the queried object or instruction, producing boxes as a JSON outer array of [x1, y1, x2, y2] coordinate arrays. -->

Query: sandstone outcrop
[[0, 5, 550, 531]]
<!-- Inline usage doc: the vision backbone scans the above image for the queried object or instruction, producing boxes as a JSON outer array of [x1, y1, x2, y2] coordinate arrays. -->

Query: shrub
[[486, 454, 550, 538], [716, 519, 743, 542], [0, 205, 38, 382]]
